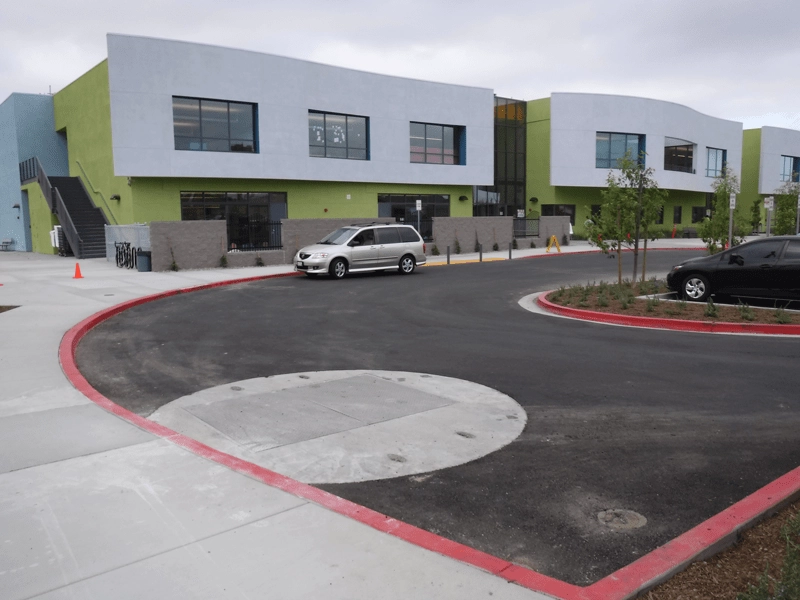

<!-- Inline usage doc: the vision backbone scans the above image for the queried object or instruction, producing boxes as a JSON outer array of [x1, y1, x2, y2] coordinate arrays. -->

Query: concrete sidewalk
[[0, 240, 703, 600]]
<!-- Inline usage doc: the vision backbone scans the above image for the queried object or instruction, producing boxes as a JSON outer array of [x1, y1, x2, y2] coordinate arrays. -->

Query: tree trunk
[[641, 235, 648, 282]]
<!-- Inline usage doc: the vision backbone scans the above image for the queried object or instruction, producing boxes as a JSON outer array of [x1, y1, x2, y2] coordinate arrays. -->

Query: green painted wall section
[[130, 177, 473, 223], [53, 60, 128, 226], [22, 183, 58, 254], [526, 98, 554, 211], [740, 129, 764, 224]]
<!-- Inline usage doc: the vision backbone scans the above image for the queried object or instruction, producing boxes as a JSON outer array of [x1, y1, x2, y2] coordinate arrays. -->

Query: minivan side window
[[399, 227, 421, 243], [375, 227, 401, 244], [352, 228, 375, 245]]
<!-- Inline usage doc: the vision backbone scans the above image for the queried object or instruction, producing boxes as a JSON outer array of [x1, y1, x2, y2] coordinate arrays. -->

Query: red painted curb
[[537, 292, 800, 336], [57, 270, 800, 600]]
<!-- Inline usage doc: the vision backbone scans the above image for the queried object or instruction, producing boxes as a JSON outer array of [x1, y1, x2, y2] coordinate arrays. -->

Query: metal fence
[[228, 219, 282, 251], [513, 218, 540, 238]]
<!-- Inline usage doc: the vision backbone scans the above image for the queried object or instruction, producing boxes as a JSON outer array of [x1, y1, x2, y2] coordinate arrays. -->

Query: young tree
[[586, 153, 666, 282], [772, 180, 800, 235], [750, 197, 762, 234], [698, 169, 746, 253], [586, 158, 637, 285]]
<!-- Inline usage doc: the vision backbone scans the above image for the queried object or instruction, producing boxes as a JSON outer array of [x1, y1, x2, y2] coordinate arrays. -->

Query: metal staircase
[[19, 158, 109, 259]]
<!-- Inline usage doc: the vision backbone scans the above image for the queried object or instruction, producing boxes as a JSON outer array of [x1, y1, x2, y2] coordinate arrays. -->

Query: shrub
[[530, 241, 536, 249], [255, 255, 264, 267], [738, 301, 756, 322], [454, 238, 461, 254], [705, 298, 719, 318], [775, 307, 791, 324], [431, 245, 440, 256], [220, 255, 228, 268], [512, 238, 518, 249], [492, 242, 499, 251]]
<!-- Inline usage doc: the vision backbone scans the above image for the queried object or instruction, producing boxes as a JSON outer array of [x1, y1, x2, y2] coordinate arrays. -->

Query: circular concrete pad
[[150, 370, 526, 484]]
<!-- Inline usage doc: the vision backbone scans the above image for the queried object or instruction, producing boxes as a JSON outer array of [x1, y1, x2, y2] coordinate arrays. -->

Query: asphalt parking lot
[[76, 250, 800, 585]]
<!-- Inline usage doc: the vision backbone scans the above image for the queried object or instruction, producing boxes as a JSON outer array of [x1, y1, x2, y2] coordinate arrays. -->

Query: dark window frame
[[780, 155, 800, 183], [664, 140, 695, 173], [308, 110, 369, 160], [691, 206, 706, 223], [596, 132, 645, 169], [410, 122, 465, 165], [173, 96, 258, 154], [180, 191, 286, 251], [541, 204, 577, 225], [706, 147, 727, 178], [673, 205, 683, 224]]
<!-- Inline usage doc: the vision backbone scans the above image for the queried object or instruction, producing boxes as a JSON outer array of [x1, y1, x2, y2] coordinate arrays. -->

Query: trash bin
[[136, 250, 152, 272]]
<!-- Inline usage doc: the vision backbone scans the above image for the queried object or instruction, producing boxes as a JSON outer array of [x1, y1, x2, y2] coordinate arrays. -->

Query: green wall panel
[[130, 177, 473, 223], [526, 98, 554, 210], [740, 129, 764, 224], [23, 183, 58, 254], [53, 60, 128, 226]]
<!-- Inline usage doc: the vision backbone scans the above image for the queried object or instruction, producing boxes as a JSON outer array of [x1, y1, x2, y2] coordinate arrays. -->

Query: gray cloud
[[1, 0, 797, 129]]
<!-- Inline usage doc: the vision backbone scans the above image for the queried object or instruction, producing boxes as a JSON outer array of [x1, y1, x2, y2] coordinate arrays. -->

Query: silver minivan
[[294, 223, 427, 278]]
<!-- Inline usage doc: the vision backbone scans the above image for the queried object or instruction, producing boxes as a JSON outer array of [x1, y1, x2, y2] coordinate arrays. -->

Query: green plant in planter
[[775, 306, 791, 324], [492, 242, 499, 251], [255, 255, 264, 267], [431, 245, 440, 256], [454, 238, 461, 254], [704, 298, 719, 318], [530, 241, 536, 249], [220, 255, 228, 268], [737, 301, 756, 322], [512, 238, 518, 250]]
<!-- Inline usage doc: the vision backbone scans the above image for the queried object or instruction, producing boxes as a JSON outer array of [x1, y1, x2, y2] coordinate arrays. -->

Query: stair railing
[[18, 156, 83, 256], [52, 186, 82, 257], [75, 160, 119, 225], [19, 157, 56, 214]]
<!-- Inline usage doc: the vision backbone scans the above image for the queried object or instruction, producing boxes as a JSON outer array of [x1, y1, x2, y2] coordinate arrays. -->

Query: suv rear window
[[399, 227, 421, 243], [375, 227, 401, 244]]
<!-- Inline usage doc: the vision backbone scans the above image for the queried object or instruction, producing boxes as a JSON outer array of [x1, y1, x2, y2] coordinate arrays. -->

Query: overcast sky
[[2, 0, 798, 129]]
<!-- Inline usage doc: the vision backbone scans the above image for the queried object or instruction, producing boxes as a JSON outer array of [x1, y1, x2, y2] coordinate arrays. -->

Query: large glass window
[[780, 155, 800, 182], [308, 111, 368, 160], [596, 132, 645, 168], [173, 97, 257, 153], [706, 147, 727, 177], [664, 138, 694, 173], [181, 191, 286, 250], [691, 206, 706, 223], [410, 122, 465, 165], [541, 204, 576, 225]]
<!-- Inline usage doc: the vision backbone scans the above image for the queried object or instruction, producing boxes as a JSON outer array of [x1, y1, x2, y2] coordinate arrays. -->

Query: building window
[[655, 206, 664, 225], [378, 194, 450, 241], [410, 122, 465, 165], [780, 155, 800, 182], [596, 132, 645, 168], [173, 97, 257, 153], [181, 191, 286, 250], [308, 111, 368, 160], [541, 204, 576, 225], [673, 205, 682, 224], [691, 206, 706, 223], [706, 147, 727, 177], [664, 138, 694, 173]]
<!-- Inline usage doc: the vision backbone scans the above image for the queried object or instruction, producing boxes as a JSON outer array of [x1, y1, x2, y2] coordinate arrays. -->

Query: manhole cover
[[597, 509, 647, 530]]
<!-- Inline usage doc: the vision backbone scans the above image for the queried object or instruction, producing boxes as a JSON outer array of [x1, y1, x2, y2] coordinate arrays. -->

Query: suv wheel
[[329, 258, 348, 279], [399, 255, 416, 275], [682, 274, 710, 301]]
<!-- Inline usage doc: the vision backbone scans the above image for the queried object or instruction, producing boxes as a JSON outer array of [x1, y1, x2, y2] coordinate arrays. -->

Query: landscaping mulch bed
[[546, 280, 800, 326], [645, 501, 800, 600]]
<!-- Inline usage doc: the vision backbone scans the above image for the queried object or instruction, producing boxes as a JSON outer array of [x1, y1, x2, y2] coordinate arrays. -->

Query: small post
[[479, 243, 483, 262], [508, 242, 512, 260], [728, 193, 735, 249], [765, 196, 773, 236], [447, 245, 450, 265]]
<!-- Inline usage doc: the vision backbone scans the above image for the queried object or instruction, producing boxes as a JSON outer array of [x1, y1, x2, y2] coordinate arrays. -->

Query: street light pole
[[796, 193, 800, 235]]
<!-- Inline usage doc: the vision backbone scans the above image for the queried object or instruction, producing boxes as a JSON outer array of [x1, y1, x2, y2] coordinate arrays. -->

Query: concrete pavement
[[0, 238, 714, 600]]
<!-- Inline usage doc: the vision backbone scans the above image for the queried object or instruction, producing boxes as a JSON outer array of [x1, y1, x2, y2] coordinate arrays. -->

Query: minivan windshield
[[319, 228, 357, 245]]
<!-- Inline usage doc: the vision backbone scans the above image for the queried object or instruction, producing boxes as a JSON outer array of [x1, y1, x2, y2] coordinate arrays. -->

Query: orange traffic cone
[[73, 263, 83, 279]]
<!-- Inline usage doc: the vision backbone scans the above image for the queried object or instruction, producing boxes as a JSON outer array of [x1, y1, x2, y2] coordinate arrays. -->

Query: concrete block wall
[[431, 217, 514, 253], [150, 221, 227, 271]]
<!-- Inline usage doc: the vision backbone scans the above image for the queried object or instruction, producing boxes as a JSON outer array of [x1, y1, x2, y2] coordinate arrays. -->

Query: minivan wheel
[[399, 255, 416, 274], [682, 274, 710, 301], [329, 258, 348, 279]]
